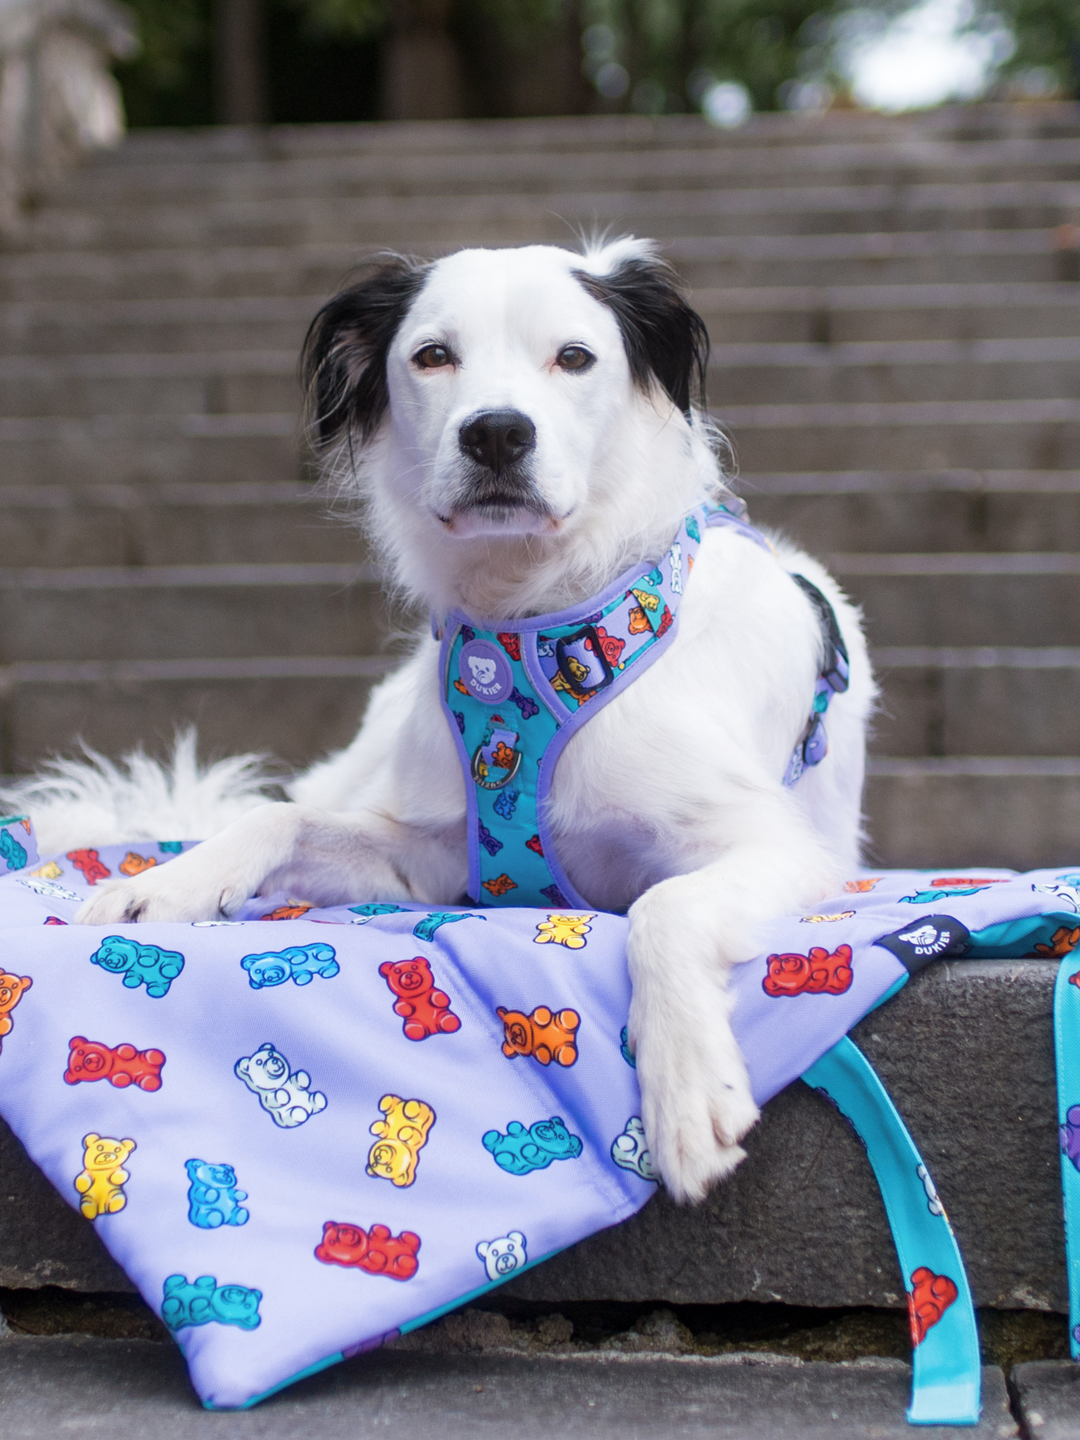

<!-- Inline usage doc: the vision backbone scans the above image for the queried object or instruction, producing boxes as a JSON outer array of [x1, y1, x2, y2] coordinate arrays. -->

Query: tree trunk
[[214, 0, 268, 125], [382, 0, 465, 120]]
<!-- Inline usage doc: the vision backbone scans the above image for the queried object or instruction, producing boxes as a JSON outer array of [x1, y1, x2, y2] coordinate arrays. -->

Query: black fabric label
[[873, 914, 972, 973]]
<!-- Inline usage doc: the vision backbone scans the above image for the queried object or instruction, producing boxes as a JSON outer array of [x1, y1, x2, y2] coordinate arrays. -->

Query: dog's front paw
[[631, 1011, 759, 1204], [74, 855, 247, 924], [627, 876, 760, 1204]]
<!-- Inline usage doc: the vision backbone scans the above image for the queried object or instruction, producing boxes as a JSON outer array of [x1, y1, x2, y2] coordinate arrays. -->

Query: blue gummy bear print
[[240, 942, 339, 989], [412, 911, 484, 942], [902, 886, 991, 904], [161, 1274, 261, 1331], [493, 788, 519, 821], [349, 903, 404, 918], [0, 829, 27, 871], [482, 1116, 583, 1175], [90, 934, 184, 998], [185, 1159, 250, 1228], [620, 1026, 636, 1067], [477, 823, 503, 856], [685, 515, 700, 541], [158, 841, 183, 854]]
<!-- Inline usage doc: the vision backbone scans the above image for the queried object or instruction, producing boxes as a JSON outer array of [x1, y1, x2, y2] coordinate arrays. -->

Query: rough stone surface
[[1010, 1360, 1080, 1439], [0, 1336, 1017, 1438], [0, 960, 1064, 1310]]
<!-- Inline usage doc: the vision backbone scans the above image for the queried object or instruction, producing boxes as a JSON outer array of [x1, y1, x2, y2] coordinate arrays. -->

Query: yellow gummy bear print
[[534, 913, 595, 949], [29, 861, 62, 879], [74, 1133, 135, 1220], [366, 1094, 435, 1188]]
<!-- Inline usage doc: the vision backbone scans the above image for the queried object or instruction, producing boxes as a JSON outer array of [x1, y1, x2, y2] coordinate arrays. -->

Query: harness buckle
[[555, 626, 615, 697]]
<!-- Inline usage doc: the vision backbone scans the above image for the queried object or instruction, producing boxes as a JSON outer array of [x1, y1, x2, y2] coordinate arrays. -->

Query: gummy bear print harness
[[438, 501, 850, 909]]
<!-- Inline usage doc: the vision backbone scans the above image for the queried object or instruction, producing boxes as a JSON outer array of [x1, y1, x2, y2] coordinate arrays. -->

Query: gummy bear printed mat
[[1, 818, 1078, 1410]]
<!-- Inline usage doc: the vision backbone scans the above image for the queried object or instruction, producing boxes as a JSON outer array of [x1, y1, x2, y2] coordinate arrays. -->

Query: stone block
[[0, 1336, 1017, 1438], [1011, 1360, 1080, 1439]]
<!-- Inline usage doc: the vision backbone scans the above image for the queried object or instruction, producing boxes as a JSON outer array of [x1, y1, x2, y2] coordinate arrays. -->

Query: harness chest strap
[[438, 501, 850, 910]]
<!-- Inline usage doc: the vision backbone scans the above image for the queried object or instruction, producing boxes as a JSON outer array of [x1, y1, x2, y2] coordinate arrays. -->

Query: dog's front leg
[[73, 802, 461, 924], [627, 834, 841, 1204]]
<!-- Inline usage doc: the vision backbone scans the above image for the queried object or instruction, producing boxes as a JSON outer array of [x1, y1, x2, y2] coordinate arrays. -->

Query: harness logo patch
[[874, 914, 971, 971], [459, 640, 513, 704]]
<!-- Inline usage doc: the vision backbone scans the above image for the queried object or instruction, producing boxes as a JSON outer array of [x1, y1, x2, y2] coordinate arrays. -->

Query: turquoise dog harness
[[438, 500, 850, 910]]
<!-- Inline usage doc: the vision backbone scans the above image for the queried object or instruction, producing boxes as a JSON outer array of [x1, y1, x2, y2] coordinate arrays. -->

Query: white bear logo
[[468, 656, 498, 687], [611, 1117, 659, 1182], [897, 924, 948, 955], [476, 1230, 527, 1281]]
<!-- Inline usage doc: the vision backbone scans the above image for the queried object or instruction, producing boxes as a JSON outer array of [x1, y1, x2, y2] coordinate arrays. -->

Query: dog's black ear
[[573, 252, 709, 417], [301, 255, 431, 448]]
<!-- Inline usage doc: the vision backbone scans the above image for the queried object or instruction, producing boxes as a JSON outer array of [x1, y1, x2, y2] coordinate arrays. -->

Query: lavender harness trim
[[439, 502, 850, 909]]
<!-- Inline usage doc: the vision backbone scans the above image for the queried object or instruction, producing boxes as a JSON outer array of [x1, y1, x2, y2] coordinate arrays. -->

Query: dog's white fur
[[8, 239, 875, 1204]]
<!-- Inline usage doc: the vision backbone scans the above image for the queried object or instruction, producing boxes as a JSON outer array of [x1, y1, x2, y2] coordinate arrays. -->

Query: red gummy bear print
[[315, 1221, 420, 1280], [585, 625, 626, 666], [379, 957, 461, 1041], [64, 1036, 166, 1091], [525, 834, 544, 856], [67, 849, 111, 885], [763, 945, 854, 998], [907, 1267, 958, 1346], [496, 632, 521, 661]]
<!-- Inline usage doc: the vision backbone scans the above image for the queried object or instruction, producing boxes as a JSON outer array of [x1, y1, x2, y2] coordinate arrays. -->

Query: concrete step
[[866, 759, 1080, 867], [0, 427, 298, 487], [0, 231, 1064, 306], [747, 471, 1080, 554], [874, 649, 1080, 756], [700, 283, 1080, 345], [0, 651, 1071, 773], [724, 400, 1080, 470], [0, 485, 359, 568], [0, 351, 299, 418], [0, 1335, 1017, 1439], [6, 282, 1080, 357], [1012, 1361, 1080, 1440], [46, 127, 1080, 206], [0, 474, 1072, 570], [20, 181, 1080, 254], [0, 294, 317, 356], [0, 563, 383, 664], [0, 659, 387, 771], [830, 554, 1080, 646], [712, 339, 1080, 406], [10, 340, 1080, 417]]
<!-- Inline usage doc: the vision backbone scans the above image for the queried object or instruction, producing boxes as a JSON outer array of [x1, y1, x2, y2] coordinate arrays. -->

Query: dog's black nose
[[459, 410, 536, 471]]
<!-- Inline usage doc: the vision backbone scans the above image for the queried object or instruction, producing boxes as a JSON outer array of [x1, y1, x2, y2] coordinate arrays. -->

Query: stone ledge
[[0, 960, 1065, 1310], [0, 1336, 1017, 1438]]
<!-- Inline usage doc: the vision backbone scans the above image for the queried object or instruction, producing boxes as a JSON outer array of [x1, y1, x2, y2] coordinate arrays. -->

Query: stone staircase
[[3, 104, 1080, 867]]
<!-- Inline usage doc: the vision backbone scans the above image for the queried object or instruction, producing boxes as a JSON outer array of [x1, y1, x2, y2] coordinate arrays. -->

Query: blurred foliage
[[111, 0, 1080, 128], [580, 0, 839, 111], [990, 0, 1080, 89]]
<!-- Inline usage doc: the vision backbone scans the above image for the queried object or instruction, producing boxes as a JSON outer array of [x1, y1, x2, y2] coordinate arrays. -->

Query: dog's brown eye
[[556, 345, 594, 372], [414, 344, 452, 369]]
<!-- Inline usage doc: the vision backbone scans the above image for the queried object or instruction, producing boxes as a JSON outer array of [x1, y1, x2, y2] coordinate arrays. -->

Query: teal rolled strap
[[1054, 956, 1080, 1361], [804, 1038, 981, 1426]]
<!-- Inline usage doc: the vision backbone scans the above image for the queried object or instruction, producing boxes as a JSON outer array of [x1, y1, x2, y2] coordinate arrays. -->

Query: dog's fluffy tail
[[0, 730, 280, 856]]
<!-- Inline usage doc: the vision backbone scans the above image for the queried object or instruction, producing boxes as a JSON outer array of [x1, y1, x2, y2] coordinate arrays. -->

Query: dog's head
[[301, 239, 713, 560]]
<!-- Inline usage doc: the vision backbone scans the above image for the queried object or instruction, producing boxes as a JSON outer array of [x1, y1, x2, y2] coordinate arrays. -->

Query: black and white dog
[[19, 238, 875, 1203]]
